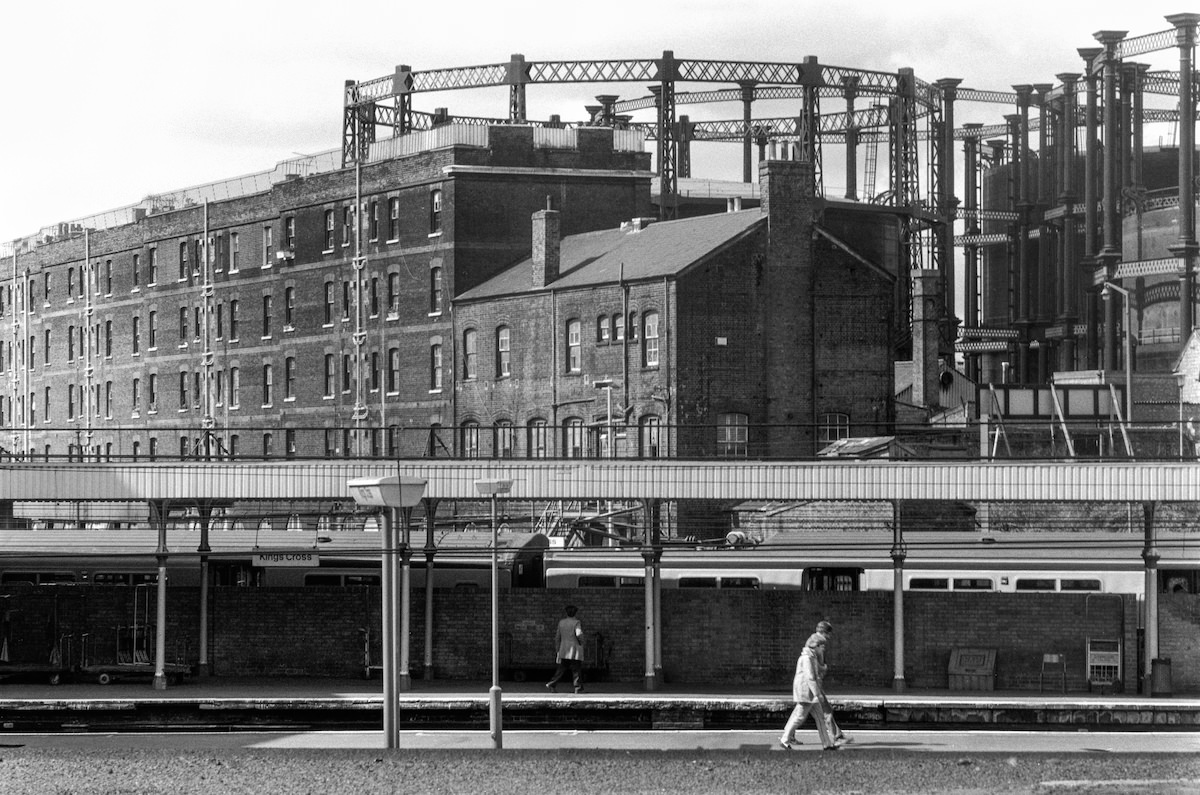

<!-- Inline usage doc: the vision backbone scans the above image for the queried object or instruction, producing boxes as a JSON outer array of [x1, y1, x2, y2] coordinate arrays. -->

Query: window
[[323, 354, 335, 397], [103, 320, 112, 358], [67, 328, 74, 361], [285, 429, 297, 458], [230, 233, 239, 271], [613, 313, 625, 341], [597, 316, 610, 342], [131, 378, 140, 414], [324, 210, 335, 250], [149, 247, 158, 283], [178, 307, 188, 345], [43, 272, 50, 305], [43, 386, 50, 422], [527, 419, 548, 459], [566, 319, 581, 372], [148, 437, 158, 460], [369, 200, 379, 240], [215, 370, 224, 406], [388, 197, 400, 240], [284, 217, 295, 250], [194, 307, 201, 340], [494, 421, 514, 458], [643, 311, 659, 366], [216, 304, 224, 339], [43, 329, 51, 365], [463, 329, 477, 379], [430, 344, 443, 390], [819, 413, 851, 446], [262, 294, 273, 338], [132, 253, 140, 288], [564, 418, 585, 458], [132, 316, 140, 354], [104, 381, 112, 418], [104, 259, 112, 294], [640, 416, 661, 458], [388, 272, 400, 316], [324, 281, 335, 325], [263, 432, 274, 458], [148, 311, 157, 349], [147, 374, 158, 411], [342, 353, 352, 393], [67, 385, 75, 419], [178, 371, 189, 411], [229, 367, 240, 408], [342, 280, 351, 321], [496, 326, 510, 377], [387, 347, 400, 393], [67, 267, 74, 300], [461, 421, 479, 459], [284, 357, 296, 400], [369, 351, 380, 391], [341, 206, 353, 247], [132, 440, 140, 461], [429, 267, 442, 314], [179, 241, 188, 280], [284, 286, 295, 328], [369, 277, 379, 317], [262, 364, 273, 406], [263, 225, 274, 266], [429, 189, 442, 233], [717, 412, 749, 457], [229, 299, 239, 340]]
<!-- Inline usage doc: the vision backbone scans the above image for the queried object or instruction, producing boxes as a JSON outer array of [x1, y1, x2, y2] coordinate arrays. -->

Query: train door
[[802, 567, 863, 591]]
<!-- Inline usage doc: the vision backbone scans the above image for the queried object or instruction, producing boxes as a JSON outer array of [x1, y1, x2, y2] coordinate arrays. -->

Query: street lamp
[[1101, 282, 1134, 424], [474, 477, 513, 750], [593, 378, 617, 458], [347, 474, 427, 750]]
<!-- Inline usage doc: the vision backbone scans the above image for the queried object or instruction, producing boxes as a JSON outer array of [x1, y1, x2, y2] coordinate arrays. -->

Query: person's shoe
[[574, 687, 583, 694], [836, 733, 854, 744], [544, 682, 556, 693], [778, 739, 792, 750], [823, 745, 840, 751]]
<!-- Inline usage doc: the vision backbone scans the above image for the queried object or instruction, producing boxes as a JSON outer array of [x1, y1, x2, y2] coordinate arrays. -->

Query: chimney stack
[[531, 206, 560, 288]]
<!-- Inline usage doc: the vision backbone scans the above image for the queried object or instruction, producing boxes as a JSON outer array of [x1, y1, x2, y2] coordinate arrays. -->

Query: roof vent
[[623, 217, 654, 233]]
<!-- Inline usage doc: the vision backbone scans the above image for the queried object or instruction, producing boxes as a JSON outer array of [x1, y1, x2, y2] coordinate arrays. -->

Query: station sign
[[253, 552, 319, 568]]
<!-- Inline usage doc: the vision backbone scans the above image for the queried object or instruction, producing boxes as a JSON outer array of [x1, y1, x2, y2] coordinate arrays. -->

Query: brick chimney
[[531, 208, 560, 288], [911, 268, 941, 409]]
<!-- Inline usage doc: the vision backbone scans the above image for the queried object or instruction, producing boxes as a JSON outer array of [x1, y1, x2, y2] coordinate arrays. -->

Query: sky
[[0, 0, 1190, 245]]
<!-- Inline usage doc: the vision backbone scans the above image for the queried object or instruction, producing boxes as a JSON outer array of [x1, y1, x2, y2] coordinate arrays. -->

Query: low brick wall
[[3, 586, 1192, 694]]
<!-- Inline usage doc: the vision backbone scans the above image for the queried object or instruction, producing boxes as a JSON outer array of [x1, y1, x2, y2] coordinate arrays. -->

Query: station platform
[[0, 676, 1197, 733]]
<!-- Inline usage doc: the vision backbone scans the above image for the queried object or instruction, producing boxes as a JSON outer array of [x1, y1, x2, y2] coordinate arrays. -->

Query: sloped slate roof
[[458, 209, 765, 300]]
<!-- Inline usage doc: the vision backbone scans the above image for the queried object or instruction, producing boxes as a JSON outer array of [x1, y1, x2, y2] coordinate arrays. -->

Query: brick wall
[[4, 585, 1170, 693]]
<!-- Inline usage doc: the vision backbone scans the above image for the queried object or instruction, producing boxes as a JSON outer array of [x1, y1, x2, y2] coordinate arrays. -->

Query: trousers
[[780, 699, 834, 748]]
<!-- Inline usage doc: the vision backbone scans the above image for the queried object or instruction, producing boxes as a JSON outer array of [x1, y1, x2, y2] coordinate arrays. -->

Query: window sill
[[131, 287, 140, 294], [428, 231, 442, 239], [284, 397, 296, 403], [429, 388, 443, 394]]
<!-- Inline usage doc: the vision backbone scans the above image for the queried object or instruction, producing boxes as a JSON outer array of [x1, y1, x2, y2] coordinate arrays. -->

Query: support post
[[1168, 14, 1200, 341], [1142, 501, 1159, 694], [379, 508, 396, 746], [196, 503, 212, 678], [150, 499, 169, 691], [398, 506, 413, 691], [890, 501, 906, 692]]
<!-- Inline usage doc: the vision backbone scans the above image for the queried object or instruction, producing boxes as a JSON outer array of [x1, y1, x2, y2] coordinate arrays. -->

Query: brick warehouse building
[[1, 125, 908, 465], [453, 158, 903, 461], [0, 126, 651, 460]]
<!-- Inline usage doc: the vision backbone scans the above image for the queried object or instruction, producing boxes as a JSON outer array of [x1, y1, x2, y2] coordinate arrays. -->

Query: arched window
[[640, 416, 662, 458], [461, 420, 480, 459], [463, 329, 477, 379], [643, 311, 660, 367], [388, 197, 401, 240], [496, 326, 510, 377], [563, 418, 585, 458], [527, 419, 548, 459], [597, 315, 610, 342], [566, 319, 581, 372], [493, 421, 514, 458]]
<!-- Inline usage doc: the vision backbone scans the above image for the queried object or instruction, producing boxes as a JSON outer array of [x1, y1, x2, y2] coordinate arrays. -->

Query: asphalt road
[[1, 729, 1197, 794]]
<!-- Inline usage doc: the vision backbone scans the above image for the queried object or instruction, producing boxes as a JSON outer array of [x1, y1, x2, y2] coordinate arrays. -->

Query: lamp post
[[347, 475, 427, 750], [1101, 282, 1134, 423], [475, 477, 513, 750]]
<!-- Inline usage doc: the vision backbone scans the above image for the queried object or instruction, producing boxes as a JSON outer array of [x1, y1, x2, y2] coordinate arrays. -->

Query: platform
[[0, 677, 1196, 733]]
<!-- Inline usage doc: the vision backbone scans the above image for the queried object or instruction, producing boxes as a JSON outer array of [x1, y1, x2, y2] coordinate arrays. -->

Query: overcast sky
[[0, 1, 1189, 244]]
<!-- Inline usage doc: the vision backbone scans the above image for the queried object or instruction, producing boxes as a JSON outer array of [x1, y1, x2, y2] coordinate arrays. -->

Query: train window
[[577, 576, 618, 587], [908, 578, 948, 590], [1014, 578, 1057, 591], [453, 582, 481, 593], [1, 572, 76, 585], [804, 567, 863, 592], [952, 578, 994, 591], [719, 577, 760, 589], [304, 574, 344, 586], [344, 574, 380, 586], [1059, 579, 1102, 592], [617, 576, 645, 588], [678, 577, 718, 588]]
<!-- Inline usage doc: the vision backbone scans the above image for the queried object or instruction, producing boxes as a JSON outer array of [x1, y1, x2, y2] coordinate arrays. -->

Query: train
[[0, 526, 1196, 596]]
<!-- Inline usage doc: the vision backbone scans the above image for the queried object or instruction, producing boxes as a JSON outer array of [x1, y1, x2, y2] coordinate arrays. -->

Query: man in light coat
[[807, 619, 852, 744], [778, 637, 837, 750], [545, 605, 584, 693]]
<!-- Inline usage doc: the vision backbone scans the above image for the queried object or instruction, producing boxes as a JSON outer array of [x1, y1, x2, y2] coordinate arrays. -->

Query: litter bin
[[1151, 658, 1172, 697]]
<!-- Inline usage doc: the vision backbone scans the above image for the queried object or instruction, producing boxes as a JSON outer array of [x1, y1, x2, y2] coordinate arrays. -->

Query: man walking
[[546, 605, 584, 693]]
